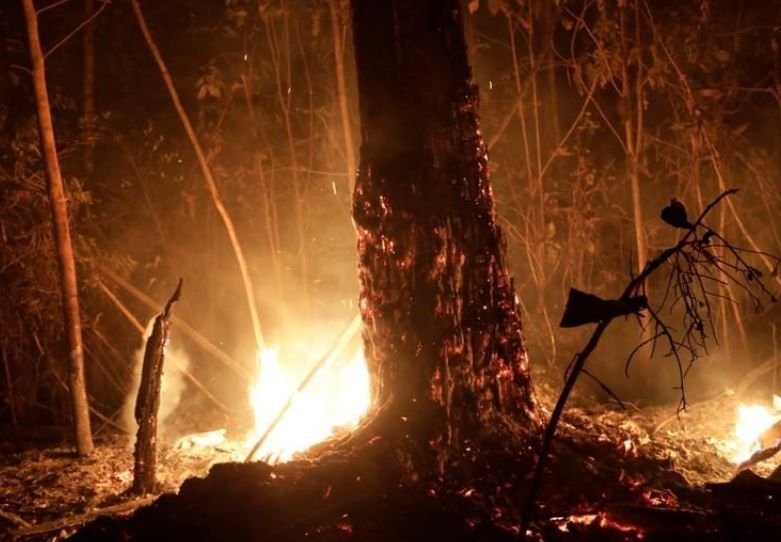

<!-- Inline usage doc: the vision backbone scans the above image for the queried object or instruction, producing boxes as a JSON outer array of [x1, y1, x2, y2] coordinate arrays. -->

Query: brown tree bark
[[351, 0, 538, 452], [21, 0, 94, 456]]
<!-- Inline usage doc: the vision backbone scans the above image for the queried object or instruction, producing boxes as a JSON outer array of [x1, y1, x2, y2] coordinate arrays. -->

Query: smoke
[[121, 318, 191, 443]]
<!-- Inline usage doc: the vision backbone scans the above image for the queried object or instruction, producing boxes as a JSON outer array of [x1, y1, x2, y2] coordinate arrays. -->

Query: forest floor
[[1, 382, 779, 541]]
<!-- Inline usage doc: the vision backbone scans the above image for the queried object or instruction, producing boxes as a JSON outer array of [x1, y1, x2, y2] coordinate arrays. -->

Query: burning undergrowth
[[64, 393, 780, 541], [4, 378, 780, 541]]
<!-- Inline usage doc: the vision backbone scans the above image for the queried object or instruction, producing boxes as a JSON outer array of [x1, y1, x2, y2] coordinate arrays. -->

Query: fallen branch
[[49, 373, 131, 435], [10, 497, 155, 539], [0, 509, 30, 528]]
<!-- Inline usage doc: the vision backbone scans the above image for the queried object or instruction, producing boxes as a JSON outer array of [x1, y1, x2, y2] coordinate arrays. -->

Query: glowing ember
[[730, 399, 781, 464], [550, 513, 644, 537], [248, 345, 370, 463]]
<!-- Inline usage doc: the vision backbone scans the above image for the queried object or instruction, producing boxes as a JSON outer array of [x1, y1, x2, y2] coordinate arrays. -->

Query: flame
[[730, 401, 781, 464], [248, 345, 370, 463]]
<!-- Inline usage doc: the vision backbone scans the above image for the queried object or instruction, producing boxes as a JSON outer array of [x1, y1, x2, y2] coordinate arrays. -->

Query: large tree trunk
[[351, 0, 538, 452], [22, 0, 94, 455]]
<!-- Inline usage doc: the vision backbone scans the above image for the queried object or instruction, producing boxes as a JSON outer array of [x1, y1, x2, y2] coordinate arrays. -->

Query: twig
[[43, 0, 110, 59], [36, 0, 71, 16], [88, 396, 129, 434], [1, 344, 20, 443], [0, 509, 30, 528], [581, 368, 629, 409]]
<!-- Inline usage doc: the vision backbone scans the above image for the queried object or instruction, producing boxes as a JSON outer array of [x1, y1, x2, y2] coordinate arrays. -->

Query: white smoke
[[121, 318, 191, 443]]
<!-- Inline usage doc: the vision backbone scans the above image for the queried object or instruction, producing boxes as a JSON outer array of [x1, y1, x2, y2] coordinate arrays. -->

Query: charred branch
[[522, 189, 780, 533], [132, 279, 182, 495]]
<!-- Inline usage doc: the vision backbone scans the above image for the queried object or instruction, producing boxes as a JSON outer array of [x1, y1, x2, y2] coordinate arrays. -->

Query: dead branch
[[521, 188, 778, 535], [0, 508, 30, 529], [132, 279, 182, 495]]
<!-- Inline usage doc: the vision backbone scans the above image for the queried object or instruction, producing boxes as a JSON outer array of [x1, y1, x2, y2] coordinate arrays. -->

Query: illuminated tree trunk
[[351, 0, 538, 450], [22, 0, 94, 455]]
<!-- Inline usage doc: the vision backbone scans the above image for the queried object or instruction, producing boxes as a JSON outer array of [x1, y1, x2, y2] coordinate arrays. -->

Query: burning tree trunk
[[133, 280, 182, 495], [21, 0, 94, 456], [351, 0, 538, 454]]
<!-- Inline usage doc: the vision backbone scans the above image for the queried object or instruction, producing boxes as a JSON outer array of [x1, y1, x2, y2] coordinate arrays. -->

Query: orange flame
[[248, 345, 370, 463], [730, 397, 781, 464]]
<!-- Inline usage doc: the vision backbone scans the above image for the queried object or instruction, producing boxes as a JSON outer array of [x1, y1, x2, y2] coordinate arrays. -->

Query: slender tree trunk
[[82, 0, 96, 174], [621, 3, 647, 274], [239, 72, 283, 291], [351, 0, 538, 452], [263, 12, 309, 302], [22, 0, 94, 455], [129, 0, 266, 354], [328, 0, 357, 191]]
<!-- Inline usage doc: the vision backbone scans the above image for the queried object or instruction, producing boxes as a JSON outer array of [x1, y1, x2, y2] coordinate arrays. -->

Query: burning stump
[[132, 280, 182, 495]]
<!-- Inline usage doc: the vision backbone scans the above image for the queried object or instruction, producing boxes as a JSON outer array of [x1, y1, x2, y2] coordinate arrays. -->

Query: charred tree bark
[[132, 280, 182, 495], [21, 0, 94, 456], [351, 0, 538, 453]]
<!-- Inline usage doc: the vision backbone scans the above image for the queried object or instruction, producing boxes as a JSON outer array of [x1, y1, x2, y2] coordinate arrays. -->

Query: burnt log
[[132, 279, 182, 495]]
